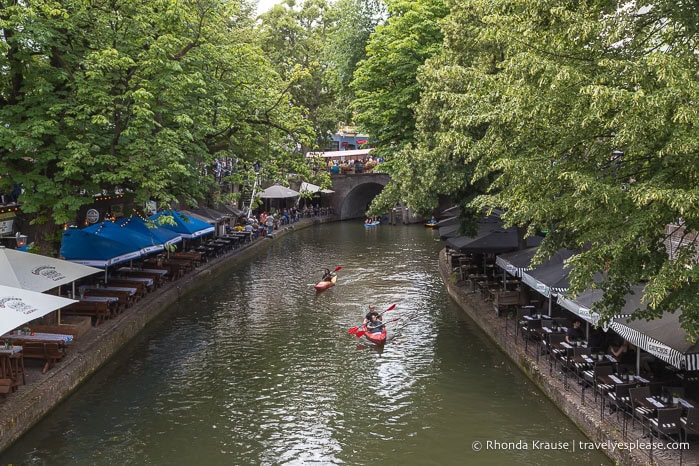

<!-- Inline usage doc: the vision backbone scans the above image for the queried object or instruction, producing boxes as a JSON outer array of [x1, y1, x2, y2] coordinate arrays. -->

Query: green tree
[[409, 0, 699, 335], [257, 0, 342, 151], [1, 0, 308, 253], [351, 0, 447, 157], [326, 0, 383, 121]]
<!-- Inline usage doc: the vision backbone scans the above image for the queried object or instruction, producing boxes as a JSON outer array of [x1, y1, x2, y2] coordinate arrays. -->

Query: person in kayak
[[321, 268, 335, 282], [365, 313, 384, 334], [363, 305, 381, 325]]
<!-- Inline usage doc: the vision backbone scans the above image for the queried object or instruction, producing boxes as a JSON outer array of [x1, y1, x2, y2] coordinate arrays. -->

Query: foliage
[[350, 0, 449, 217], [326, 0, 384, 120], [407, 0, 699, 335], [0, 0, 307, 253], [351, 0, 448, 158], [257, 0, 342, 151]]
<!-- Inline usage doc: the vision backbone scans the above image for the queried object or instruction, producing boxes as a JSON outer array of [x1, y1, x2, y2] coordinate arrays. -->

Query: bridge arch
[[327, 173, 390, 220]]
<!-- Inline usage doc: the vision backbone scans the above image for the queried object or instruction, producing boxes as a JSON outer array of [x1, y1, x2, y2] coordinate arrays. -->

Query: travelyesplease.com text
[[471, 439, 688, 452]]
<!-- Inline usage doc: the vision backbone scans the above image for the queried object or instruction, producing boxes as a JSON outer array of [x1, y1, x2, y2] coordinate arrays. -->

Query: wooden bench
[[118, 270, 165, 288], [62, 301, 112, 326], [84, 288, 132, 311], [106, 279, 147, 298], [173, 251, 203, 265], [20, 342, 65, 373]]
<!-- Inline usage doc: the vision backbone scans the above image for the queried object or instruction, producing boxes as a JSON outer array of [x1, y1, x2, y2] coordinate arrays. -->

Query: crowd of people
[[326, 156, 382, 175]]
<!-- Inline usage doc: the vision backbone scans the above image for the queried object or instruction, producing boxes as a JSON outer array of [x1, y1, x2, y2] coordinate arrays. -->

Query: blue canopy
[[115, 216, 183, 248], [60, 228, 143, 268], [149, 210, 215, 239], [83, 221, 164, 255]]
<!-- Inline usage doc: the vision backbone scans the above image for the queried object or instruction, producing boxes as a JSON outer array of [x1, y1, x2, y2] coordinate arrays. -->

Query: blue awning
[[150, 210, 216, 239], [60, 228, 143, 268]]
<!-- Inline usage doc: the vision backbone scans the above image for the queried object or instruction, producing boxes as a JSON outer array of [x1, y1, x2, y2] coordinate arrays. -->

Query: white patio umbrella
[[0, 285, 76, 336], [300, 182, 335, 194], [0, 246, 101, 293], [259, 184, 301, 198]]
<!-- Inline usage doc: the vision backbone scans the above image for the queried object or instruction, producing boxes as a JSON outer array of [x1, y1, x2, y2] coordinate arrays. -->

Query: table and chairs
[[1, 332, 74, 375], [62, 296, 118, 325]]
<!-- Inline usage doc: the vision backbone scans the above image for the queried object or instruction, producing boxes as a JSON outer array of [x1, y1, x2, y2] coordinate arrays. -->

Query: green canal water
[[1, 222, 611, 465]]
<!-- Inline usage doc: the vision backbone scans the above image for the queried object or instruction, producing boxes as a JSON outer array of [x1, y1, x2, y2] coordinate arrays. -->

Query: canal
[[1, 222, 611, 465]]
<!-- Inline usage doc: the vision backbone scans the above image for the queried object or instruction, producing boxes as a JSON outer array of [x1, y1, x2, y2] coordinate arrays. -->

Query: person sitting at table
[[610, 338, 654, 374], [565, 318, 585, 345]]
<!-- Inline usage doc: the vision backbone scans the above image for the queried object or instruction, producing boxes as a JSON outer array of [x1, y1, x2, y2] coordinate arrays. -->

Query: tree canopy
[[367, 0, 699, 335], [1, 0, 311, 252]]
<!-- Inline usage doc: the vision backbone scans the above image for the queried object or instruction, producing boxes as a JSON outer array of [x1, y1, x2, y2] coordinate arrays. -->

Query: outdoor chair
[[681, 407, 699, 442], [546, 333, 566, 374], [513, 308, 530, 339], [606, 382, 638, 437], [630, 386, 652, 432], [581, 363, 613, 403], [649, 408, 682, 442]]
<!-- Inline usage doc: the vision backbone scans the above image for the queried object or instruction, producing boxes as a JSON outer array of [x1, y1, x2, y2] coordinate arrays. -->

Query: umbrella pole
[[636, 350, 641, 376], [548, 294, 552, 316]]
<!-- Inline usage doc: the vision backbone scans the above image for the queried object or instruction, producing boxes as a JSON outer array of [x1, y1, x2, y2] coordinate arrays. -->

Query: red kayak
[[362, 323, 387, 345], [314, 274, 337, 291]]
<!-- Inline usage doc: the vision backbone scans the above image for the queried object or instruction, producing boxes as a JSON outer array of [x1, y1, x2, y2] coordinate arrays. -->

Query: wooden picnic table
[[106, 279, 148, 298], [62, 298, 116, 325], [82, 287, 134, 310]]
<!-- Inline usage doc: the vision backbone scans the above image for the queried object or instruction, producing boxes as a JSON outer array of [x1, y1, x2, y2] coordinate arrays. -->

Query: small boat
[[364, 221, 380, 228], [362, 323, 387, 345], [425, 222, 437, 228], [314, 274, 337, 291]]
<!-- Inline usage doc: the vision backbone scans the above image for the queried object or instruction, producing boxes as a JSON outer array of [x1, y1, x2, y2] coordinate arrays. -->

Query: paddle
[[348, 303, 397, 335], [355, 317, 401, 338]]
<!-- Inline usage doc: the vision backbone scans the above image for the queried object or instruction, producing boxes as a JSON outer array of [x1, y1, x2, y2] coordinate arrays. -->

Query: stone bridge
[[325, 173, 390, 220]]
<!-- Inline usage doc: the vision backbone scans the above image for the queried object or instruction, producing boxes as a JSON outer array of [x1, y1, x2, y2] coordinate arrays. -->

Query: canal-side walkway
[[0, 216, 336, 453], [438, 249, 693, 466]]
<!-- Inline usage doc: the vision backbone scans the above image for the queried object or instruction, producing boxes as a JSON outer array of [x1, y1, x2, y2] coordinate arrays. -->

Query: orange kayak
[[314, 274, 337, 291], [362, 323, 387, 345]]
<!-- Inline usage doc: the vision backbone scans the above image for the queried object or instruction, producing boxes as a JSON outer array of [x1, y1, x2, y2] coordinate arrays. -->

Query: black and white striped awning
[[495, 247, 539, 278], [610, 321, 688, 370], [556, 285, 646, 327], [610, 312, 699, 371], [519, 250, 574, 298], [557, 294, 601, 325]]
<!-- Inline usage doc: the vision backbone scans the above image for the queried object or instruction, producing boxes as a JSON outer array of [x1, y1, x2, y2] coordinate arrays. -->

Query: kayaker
[[321, 268, 335, 282], [363, 305, 381, 325], [366, 313, 383, 334]]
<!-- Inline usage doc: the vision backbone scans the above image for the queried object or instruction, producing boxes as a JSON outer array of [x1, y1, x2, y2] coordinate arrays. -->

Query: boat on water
[[364, 221, 380, 228], [425, 222, 437, 228], [314, 274, 337, 291], [362, 323, 387, 345]]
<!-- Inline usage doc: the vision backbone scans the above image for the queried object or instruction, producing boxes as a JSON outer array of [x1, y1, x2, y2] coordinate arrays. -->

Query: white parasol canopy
[[259, 184, 301, 199], [300, 182, 335, 194], [0, 285, 76, 335], [0, 246, 101, 292]]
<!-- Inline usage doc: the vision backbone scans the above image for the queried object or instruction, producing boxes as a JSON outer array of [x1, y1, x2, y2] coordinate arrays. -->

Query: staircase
[[240, 171, 260, 217]]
